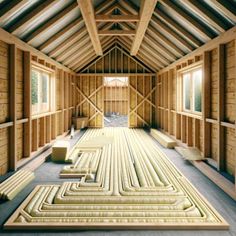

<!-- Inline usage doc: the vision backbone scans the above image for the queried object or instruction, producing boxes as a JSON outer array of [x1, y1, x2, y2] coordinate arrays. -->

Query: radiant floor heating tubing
[[4, 128, 228, 230]]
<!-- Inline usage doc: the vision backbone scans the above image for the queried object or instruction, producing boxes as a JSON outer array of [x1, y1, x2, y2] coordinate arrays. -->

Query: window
[[104, 77, 128, 86], [182, 67, 202, 114], [31, 67, 54, 115]]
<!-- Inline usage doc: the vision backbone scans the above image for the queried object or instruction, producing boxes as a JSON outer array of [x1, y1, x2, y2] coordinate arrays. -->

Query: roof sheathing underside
[[0, 0, 235, 73]]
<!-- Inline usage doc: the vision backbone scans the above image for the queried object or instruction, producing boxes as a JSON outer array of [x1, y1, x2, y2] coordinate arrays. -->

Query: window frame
[[31, 63, 55, 117], [181, 65, 203, 116]]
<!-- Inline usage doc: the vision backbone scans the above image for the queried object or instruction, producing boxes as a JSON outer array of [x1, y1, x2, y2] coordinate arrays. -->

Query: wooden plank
[[0, 28, 76, 74], [154, 8, 202, 47], [159, 0, 214, 41], [181, 0, 226, 33], [32, 119, 38, 152], [25, 2, 78, 43], [130, 0, 157, 55], [213, 0, 236, 22], [77, 0, 103, 56], [95, 15, 139, 22], [60, 70, 65, 134], [0, 0, 28, 21], [158, 26, 236, 74], [9, 0, 57, 34], [98, 30, 135, 36], [217, 44, 225, 171], [203, 51, 211, 157], [9, 44, 17, 171], [23, 51, 31, 158], [39, 117, 46, 147], [151, 15, 194, 51]]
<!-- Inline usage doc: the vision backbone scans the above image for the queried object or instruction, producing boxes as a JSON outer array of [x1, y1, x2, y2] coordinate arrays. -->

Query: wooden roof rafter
[[62, 22, 114, 67], [211, 0, 236, 22], [78, 39, 155, 73], [119, 0, 186, 58], [73, 37, 117, 72], [39, 0, 115, 51], [8, 0, 58, 35], [181, 0, 228, 33], [159, 0, 216, 41], [25, 1, 78, 44], [153, 8, 203, 47], [0, 0, 28, 22], [77, 0, 103, 56], [130, 0, 158, 55], [70, 36, 115, 69]]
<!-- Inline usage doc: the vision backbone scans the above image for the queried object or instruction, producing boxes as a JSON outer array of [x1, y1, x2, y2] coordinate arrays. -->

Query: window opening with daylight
[[104, 77, 128, 127], [31, 67, 55, 115], [182, 67, 202, 114]]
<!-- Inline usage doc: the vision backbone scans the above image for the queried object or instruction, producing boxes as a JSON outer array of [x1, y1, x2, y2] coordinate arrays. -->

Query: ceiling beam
[[98, 30, 135, 36], [8, 0, 57, 35], [95, 15, 139, 22], [25, 2, 77, 44], [130, 0, 157, 55], [77, 0, 103, 56], [39, 0, 114, 51]]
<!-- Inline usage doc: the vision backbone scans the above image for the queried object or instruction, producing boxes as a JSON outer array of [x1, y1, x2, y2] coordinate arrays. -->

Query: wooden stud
[[23, 51, 31, 158], [32, 119, 38, 152], [203, 51, 211, 157], [217, 44, 225, 171], [9, 44, 17, 171], [39, 117, 46, 147]]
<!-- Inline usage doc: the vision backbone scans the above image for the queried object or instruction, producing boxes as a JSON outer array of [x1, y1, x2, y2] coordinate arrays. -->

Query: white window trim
[[180, 65, 203, 116]]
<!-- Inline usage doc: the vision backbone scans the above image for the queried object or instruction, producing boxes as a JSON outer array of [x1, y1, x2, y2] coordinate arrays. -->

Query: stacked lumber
[[150, 129, 176, 148], [0, 170, 34, 200]]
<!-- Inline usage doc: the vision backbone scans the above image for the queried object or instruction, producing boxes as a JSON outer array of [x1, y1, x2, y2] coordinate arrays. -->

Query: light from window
[[182, 67, 202, 114], [104, 77, 128, 86], [31, 68, 51, 115], [183, 73, 191, 110], [193, 70, 202, 113]]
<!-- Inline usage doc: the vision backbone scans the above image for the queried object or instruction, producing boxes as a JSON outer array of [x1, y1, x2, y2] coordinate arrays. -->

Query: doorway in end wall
[[104, 77, 128, 127]]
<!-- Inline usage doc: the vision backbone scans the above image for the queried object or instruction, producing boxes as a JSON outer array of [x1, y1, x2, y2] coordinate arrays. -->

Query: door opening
[[104, 77, 128, 127]]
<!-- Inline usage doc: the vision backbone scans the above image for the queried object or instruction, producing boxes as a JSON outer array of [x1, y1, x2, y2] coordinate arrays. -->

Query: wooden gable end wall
[[77, 46, 156, 128]]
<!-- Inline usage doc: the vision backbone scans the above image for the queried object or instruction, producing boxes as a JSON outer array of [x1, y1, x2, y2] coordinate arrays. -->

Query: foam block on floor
[[150, 129, 176, 148], [175, 147, 205, 161], [52, 141, 70, 162]]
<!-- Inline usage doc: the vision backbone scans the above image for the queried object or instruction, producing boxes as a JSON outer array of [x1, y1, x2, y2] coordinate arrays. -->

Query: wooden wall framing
[[156, 29, 236, 198], [77, 44, 156, 128], [0, 39, 76, 175]]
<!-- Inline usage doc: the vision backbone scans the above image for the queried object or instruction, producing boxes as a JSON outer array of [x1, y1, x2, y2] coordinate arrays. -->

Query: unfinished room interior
[[0, 0, 236, 235]]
